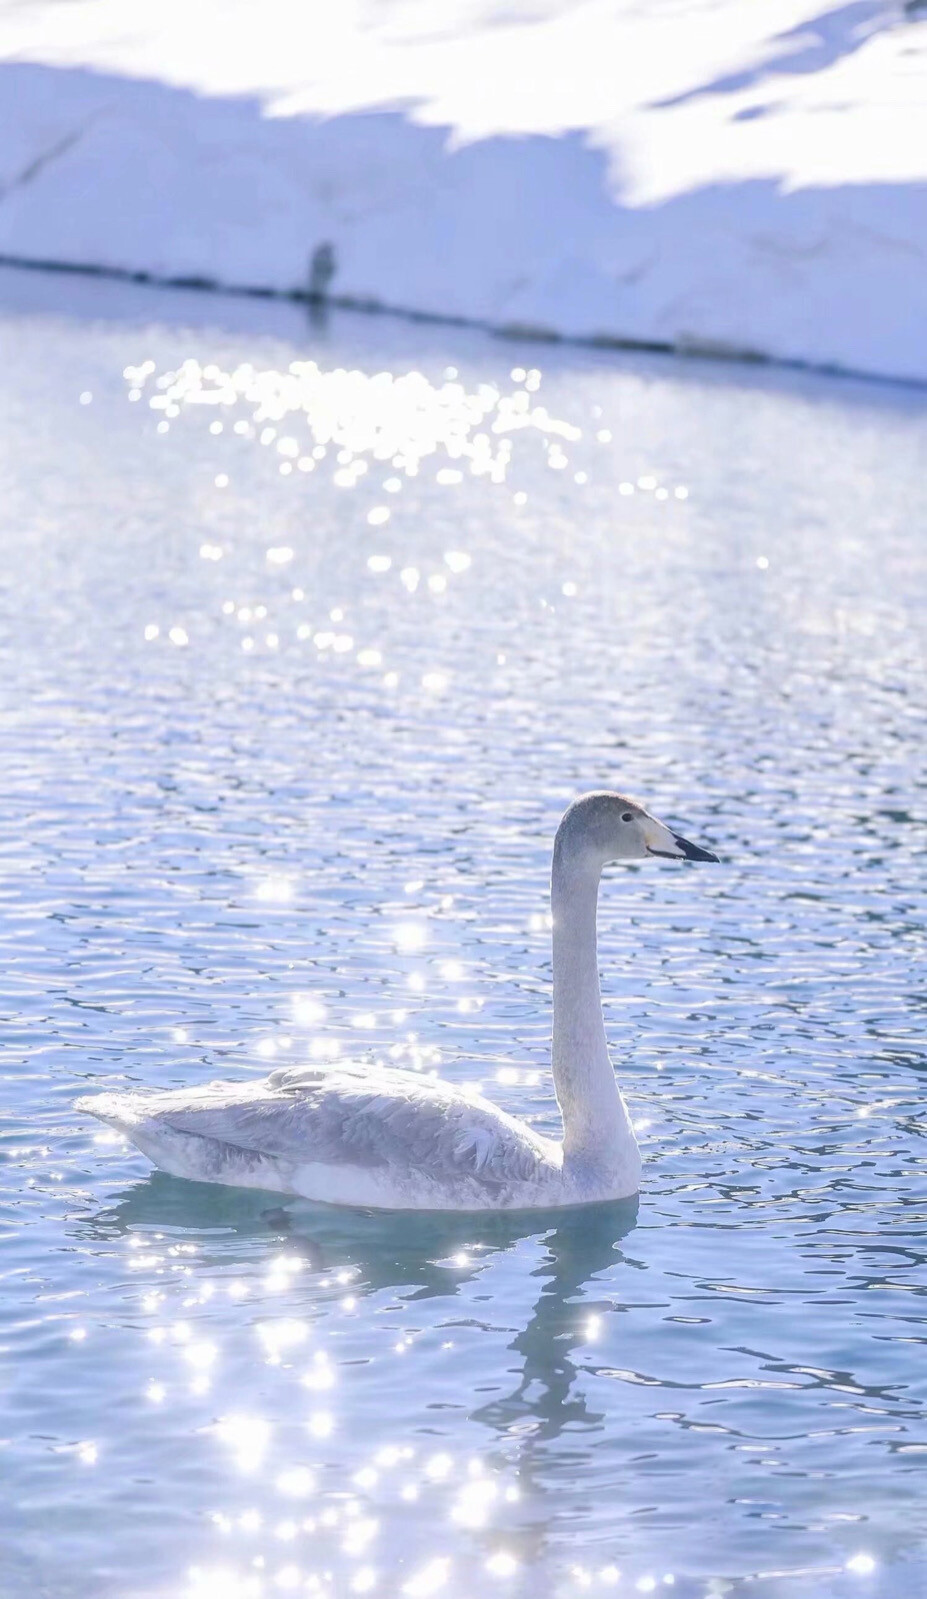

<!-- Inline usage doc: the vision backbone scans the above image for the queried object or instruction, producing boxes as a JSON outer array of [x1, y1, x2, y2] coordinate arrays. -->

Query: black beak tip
[[673, 834, 720, 863]]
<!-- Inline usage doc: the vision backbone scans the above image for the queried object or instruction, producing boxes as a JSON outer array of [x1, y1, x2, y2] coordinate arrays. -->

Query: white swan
[[77, 793, 717, 1211]]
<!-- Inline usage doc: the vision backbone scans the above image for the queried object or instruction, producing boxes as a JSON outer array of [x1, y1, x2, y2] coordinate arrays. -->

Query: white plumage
[[77, 793, 717, 1211], [81, 1064, 558, 1210]]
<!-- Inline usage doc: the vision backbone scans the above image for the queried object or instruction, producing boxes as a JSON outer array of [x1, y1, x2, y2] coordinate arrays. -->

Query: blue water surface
[[0, 268, 925, 1599]]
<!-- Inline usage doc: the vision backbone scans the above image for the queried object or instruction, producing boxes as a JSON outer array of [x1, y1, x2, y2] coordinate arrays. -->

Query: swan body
[[77, 793, 717, 1211]]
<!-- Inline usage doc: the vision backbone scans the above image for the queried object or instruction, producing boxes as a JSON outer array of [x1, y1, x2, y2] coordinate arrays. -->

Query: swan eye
[[621, 812, 634, 823]]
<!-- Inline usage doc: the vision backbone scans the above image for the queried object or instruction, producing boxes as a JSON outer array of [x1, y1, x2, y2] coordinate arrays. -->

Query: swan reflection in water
[[85, 1172, 639, 1447]]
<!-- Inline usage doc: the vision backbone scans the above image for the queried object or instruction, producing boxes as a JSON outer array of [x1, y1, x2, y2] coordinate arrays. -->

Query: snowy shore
[[1, 1, 926, 382]]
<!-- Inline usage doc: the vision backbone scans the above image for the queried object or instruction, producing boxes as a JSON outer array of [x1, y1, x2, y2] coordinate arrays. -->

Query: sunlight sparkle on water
[[255, 876, 294, 904], [125, 359, 588, 611], [403, 1558, 451, 1597], [276, 1467, 317, 1499], [451, 1475, 498, 1528], [257, 1319, 309, 1362], [215, 1416, 272, 1472], [293, 995, 326, 1025], [486, 1550, 519, 1578], [301, 1352, 336, 1392], [307, 1411, 335, 1439]]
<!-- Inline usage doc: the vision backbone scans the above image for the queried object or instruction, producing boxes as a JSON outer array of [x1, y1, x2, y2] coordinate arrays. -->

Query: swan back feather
[[77, 1065, 558, 1210]]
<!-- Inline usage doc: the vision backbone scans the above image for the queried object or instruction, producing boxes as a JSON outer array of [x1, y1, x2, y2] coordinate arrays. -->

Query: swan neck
[[550, 842, 635, 1168]]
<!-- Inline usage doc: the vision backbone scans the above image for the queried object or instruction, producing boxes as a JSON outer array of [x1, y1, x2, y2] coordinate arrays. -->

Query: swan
[[77, 793, 718, 1211]]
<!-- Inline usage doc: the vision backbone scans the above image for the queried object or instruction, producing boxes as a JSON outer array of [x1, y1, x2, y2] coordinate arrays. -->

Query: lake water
[[1, 268, 925, 1599]]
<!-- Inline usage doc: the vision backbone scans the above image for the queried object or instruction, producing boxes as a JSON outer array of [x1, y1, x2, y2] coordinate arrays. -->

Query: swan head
[[555, 791, 719, 870]]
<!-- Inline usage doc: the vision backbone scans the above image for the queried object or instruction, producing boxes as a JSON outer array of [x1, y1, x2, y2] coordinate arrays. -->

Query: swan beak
[[670, 833, 719, 862], [646, 827, 719, 863]]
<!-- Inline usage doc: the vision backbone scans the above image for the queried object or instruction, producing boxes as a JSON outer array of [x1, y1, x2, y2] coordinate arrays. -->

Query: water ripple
[[0, 289, 925, 1599]]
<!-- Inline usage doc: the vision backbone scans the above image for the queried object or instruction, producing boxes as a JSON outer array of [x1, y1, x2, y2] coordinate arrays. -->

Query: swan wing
[[175, 1066, 548, 1186], [79, 1064, 553, 1200]]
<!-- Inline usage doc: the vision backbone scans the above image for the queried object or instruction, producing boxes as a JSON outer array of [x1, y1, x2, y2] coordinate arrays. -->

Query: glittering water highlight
[[0, 274, 925, 1599]]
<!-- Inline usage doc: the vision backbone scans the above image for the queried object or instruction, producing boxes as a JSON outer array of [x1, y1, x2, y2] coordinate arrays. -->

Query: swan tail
[[76, 1091, 186, 1171], [75, 1092, 153, 1135], [75, 1091, 294, 1193]]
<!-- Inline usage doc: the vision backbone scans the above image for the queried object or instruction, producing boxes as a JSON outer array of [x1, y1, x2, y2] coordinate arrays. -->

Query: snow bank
[[1, 1, 926, 382]]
